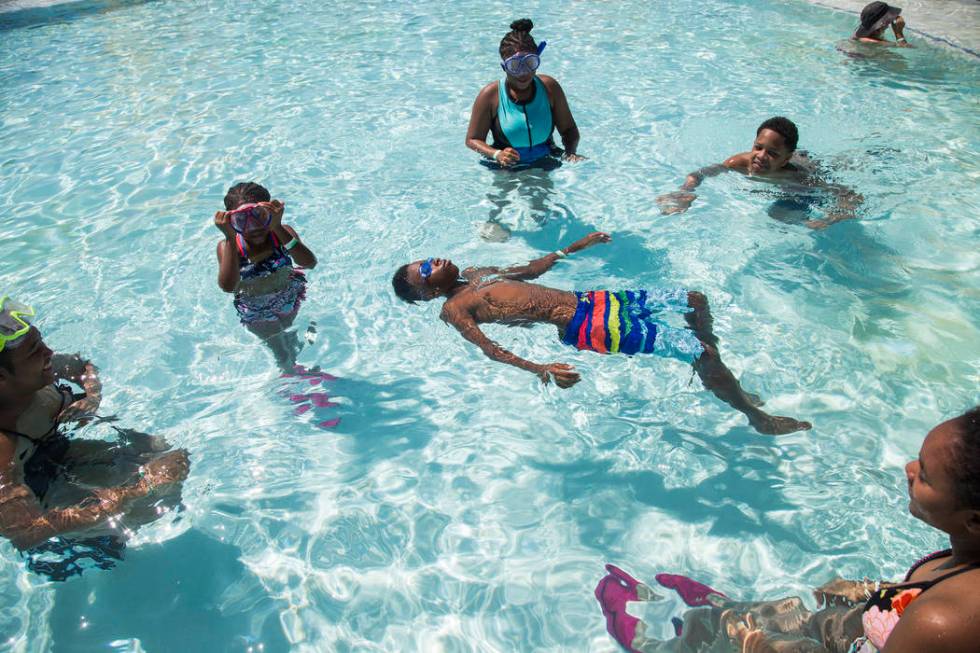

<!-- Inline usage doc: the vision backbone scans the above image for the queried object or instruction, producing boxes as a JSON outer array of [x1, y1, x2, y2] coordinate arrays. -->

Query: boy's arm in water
[[0, 441, 189, 550], [478, 232, 612, 282], [657, 159, 737, 214], [441, 302, 580, 388], [50, 353, 102, 422], [804, 177, 865, 229]]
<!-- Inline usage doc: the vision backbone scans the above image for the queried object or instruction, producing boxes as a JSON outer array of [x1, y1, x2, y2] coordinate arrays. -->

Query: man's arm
[[50, 353, 101, 421], [442, 306, 580, 388], [486, 232, 612, 282], [0, 445, 188, 550]]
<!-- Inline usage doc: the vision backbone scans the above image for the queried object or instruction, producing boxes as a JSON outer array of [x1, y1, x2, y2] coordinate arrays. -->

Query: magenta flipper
[[654, 573, 726, 607], [595, 564, 645, 653]]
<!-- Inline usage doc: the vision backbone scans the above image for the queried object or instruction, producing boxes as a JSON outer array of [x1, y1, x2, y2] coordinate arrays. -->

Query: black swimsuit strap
[[901, 551, 980, 593], [904, 549, 953, 580], [0, 384, 72, 443]]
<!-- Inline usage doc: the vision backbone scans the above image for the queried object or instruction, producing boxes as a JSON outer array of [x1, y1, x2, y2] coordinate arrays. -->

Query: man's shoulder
[[723, 152, 750, 169]]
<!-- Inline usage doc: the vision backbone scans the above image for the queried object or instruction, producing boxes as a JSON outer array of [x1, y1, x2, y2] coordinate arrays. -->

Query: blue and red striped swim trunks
[[560, 289, 705, 363]]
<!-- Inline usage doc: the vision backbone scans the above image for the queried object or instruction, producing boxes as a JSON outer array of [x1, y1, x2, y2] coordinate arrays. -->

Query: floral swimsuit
[[850, 549, 980, 652], [233, 232, 306, 325]]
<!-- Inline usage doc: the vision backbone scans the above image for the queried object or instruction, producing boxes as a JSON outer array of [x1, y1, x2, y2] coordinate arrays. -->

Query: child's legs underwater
[[246, 310, 301, 370], [682, 291, 811, 435]]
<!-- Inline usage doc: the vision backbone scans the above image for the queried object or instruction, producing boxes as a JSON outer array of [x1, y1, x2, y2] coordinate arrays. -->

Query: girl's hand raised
[[214, 211, 236, 239]]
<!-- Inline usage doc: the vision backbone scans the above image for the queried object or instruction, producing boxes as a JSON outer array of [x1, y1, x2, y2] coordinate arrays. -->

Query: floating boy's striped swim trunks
[[560, 289, 705, 363]]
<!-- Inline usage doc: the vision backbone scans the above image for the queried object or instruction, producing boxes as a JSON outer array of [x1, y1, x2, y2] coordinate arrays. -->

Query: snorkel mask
[[501, 41, 547, 77], [228, 203, 272, 234], [0, 296, 35, 352]]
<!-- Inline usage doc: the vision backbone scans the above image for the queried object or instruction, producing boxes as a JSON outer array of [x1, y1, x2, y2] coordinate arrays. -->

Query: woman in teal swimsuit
[[465, 19, 583, 169], [595, 407, 980, 652]]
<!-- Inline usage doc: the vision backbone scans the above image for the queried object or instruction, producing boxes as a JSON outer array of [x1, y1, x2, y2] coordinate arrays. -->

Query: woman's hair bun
[[510, 18, 533, 33]]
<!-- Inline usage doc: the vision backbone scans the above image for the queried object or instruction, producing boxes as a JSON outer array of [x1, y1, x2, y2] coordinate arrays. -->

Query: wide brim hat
[[855, 2, 901, 38]]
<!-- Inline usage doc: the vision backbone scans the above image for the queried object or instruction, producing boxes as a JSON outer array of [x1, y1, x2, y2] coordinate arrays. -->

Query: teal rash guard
[[491, 77, 555, 163]]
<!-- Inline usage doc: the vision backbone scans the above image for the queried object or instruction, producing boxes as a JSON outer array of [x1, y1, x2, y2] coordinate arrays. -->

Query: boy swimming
[[391, 233, 810, 435]]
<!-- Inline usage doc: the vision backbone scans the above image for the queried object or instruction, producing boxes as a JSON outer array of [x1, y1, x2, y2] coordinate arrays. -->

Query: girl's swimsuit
[[491, 76, 556, 164], [234, 232, 307, 325], [849, 549, 980, 652]]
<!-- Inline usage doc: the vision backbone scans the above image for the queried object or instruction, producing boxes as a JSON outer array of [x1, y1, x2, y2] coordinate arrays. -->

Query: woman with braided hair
[[465, 19, 584, 169]]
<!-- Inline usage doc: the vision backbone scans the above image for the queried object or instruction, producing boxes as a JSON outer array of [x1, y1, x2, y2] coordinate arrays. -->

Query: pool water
[[1, 0, 978, 650]]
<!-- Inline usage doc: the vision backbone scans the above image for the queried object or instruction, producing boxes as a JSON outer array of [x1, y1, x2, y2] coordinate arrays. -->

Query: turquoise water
[[1, 0, 978, 649]]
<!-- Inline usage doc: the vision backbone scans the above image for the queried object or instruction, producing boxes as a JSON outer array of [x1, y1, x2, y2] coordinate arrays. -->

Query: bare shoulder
[[537, 75, 563, 100], [889, 579, 980, 652], [477, 81, 499, 103], [724, 152, 750, 170], [537, 74, 560, 90], [440, 296, 469, 323]]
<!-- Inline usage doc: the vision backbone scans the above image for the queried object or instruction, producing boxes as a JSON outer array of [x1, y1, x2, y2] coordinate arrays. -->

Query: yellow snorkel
[[0, 296, 35, 352]]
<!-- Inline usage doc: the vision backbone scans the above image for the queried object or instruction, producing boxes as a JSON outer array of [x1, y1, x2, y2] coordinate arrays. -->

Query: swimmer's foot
[[749, 413, 812, 435]]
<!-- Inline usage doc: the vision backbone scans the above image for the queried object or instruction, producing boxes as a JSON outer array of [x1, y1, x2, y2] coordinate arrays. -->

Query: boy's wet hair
[[499, 18, 537, 59], [951, 406, 980, 509], [757, 117, 799, 152], [392, 264, 422, 303], [224, 182, 271, 210]]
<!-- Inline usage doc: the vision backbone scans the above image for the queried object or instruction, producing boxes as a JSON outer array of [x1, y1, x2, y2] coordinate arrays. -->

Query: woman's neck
[[948, 534, 980, 567], [506, 79, 534, 102]]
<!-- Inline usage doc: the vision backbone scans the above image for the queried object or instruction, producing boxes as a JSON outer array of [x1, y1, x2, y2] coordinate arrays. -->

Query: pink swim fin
[[595, 564, 646, 653], [286, 364, 338, 382], [654, 573, 726, 607]]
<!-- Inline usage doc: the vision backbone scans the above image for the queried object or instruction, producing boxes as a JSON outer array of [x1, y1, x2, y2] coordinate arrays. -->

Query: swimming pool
[[1, 0, 978, 649]]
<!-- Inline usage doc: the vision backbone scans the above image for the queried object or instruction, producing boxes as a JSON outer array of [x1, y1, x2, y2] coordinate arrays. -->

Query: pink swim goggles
[[228, 203, 272, 233]]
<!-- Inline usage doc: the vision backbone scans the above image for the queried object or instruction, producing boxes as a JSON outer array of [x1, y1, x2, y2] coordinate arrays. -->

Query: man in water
[[0, 297, 189, 553], [391, 234, 811, 435], [656, 116, 862, 228]]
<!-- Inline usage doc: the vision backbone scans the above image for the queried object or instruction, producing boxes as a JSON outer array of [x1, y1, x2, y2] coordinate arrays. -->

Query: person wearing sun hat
[[854, 2, 910, 46], [0, 295, 189, 554]]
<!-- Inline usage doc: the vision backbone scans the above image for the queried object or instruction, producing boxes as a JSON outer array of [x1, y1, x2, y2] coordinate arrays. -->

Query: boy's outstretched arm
[[494, 232, 612, 281], [441, 305, 580, 388]]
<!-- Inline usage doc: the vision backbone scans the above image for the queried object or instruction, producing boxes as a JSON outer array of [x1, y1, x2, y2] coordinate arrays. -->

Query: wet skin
[[465, 48, 582, 165], [0, 328, 189, 549], [402, 235, 811, 435], [657, 128, 862, 227]]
